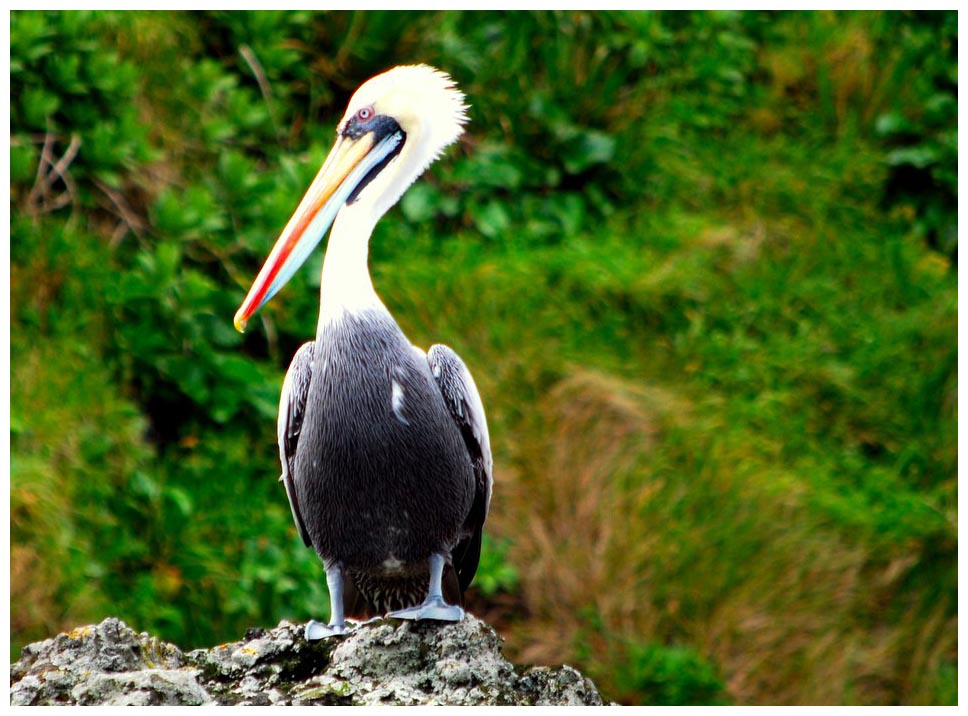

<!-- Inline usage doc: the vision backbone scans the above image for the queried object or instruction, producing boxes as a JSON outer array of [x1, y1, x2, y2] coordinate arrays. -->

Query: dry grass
[[496, 369, 690, 665], [490, 365, 955, 705], [11, 482, 67, 644]]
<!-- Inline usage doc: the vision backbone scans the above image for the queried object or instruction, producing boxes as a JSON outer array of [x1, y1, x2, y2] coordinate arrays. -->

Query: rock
[[11, 614, 607, 706], [10, 618, 206, 706]]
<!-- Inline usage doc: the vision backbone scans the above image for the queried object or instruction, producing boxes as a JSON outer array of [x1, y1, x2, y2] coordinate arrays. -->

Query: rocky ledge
[[10, 614, 605, 706]]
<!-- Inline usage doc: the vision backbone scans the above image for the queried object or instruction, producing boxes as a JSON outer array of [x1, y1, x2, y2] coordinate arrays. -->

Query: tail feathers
[[342, 564, 464, 619]]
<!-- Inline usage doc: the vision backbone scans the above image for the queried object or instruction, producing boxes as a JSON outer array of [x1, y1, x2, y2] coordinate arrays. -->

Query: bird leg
[[387, 552, 465, 622], [305, 561, 349, 640]]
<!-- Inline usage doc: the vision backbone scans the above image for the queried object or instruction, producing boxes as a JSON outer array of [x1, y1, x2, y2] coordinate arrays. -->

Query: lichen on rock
[[10, 614, 606, 706]]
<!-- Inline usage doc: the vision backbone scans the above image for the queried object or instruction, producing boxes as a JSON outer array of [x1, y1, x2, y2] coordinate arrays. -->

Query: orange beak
[[233, 129, 403, 332]]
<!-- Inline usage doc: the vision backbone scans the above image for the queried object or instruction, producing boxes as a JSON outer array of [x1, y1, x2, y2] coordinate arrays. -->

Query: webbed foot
[[388, 596, 464, 622], [305, 619, 348, 640]]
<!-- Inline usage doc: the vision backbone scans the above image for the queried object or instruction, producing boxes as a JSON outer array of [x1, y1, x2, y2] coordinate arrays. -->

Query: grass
[[379, 194, 955, 704]]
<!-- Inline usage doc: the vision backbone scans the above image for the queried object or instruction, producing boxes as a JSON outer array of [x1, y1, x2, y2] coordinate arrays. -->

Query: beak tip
[[233, 310, 248, 334]]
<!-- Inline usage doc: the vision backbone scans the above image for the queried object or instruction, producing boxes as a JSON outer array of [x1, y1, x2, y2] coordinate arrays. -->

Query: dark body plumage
[[280, 309, 483, 616]]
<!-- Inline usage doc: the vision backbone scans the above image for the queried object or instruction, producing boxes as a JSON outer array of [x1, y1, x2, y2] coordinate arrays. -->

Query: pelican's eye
[[356, 106, 375, 122]]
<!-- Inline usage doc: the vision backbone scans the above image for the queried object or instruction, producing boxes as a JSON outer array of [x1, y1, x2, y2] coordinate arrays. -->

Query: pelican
[[233, 65, 492, 640]]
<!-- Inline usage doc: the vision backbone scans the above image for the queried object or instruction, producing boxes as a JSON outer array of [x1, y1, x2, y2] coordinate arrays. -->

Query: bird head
[[234, 65, 468, 333]]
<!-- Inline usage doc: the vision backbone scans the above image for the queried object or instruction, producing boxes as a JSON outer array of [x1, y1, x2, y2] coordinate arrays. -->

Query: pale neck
[[317, 203, 386, 332]]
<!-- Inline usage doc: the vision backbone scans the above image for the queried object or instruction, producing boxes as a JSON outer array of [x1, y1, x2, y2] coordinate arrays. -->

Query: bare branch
[[239, 43, 281, 144], [94, 178, 149, 249], [26, 131, 82, 216]]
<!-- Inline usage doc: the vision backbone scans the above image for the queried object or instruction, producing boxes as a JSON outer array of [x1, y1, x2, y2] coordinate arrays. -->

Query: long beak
[[233, 130, 403, 332]]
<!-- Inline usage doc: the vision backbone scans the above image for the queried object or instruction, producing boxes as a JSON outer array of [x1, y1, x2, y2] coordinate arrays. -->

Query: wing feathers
[[426, 344, 493, 592], [278, 341, 316, 547]]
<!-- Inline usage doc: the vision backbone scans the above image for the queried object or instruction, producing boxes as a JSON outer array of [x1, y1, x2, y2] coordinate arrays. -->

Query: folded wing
[[277, 341, 315, 547], [426, 344, 493, 592]]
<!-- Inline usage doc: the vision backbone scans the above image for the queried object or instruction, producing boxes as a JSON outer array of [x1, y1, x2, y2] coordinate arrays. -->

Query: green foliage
[[473, 535, 520, 597], [10, 11, 155, 194], [577, 612, 729, 705], [617, 642, 728, 706], [10, 9, 956, 706], [874, 12, 957, 262], [11, 217, 156, 646]]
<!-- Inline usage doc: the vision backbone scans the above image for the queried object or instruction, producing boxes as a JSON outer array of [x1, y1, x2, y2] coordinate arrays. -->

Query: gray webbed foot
[[305, 619, 348, 640], [305, 561, 349, 640], [388, 595, 465, 622], [387, 551, 465, 622]]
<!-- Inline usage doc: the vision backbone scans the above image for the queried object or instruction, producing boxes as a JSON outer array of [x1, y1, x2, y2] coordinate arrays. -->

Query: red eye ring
[[356, 106, 374, 121]]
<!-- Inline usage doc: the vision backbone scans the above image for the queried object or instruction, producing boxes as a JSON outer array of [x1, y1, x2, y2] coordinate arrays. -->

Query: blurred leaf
[[10, 141, 38, 186], [20, 86, 60, 127], [471, 199, 511, 240], [874, 112, 913, 137], [886, 146, 939, 168], [563, 130, 616, 174], [400, 182, 440, 223], [165, 487, 194, 518]]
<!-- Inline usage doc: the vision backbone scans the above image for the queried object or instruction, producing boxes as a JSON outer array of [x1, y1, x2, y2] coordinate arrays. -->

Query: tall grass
[[382, 198, 955, 704]]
